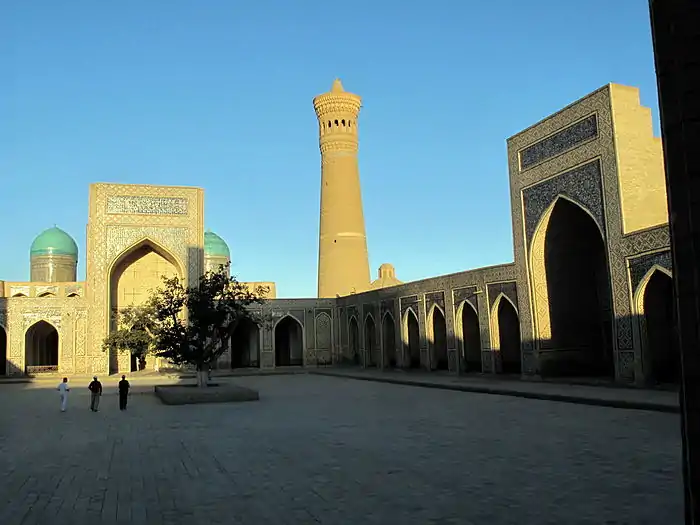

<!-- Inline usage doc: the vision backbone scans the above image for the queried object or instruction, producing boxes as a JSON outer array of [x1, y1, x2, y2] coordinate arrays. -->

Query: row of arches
[[229, 315, 305, 369], [0, 314, 308, 375], [11, 292, 80, 298], [345, 295, 522, 374], [532, 195, 678, 383]]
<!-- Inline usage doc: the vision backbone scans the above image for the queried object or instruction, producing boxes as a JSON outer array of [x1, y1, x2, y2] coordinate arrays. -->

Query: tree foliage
[[148, 263, 269, 372], [102, 304, 157, 358]]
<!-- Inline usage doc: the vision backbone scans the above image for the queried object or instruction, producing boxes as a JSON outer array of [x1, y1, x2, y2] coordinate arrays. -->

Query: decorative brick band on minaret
[[314, 79, 370, 298]]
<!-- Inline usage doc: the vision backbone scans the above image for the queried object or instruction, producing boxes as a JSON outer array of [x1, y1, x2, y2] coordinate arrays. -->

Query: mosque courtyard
[[0, 374, 683, 524]]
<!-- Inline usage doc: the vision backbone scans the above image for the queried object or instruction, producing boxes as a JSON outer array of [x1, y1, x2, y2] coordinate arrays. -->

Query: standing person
[[88, 376, 102, 412], [57, 377, 70, 412], [118, 375, 130, 411]]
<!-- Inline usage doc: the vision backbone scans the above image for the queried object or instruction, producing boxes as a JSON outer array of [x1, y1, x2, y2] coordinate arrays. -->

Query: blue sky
[[0, 1, 660, 297]]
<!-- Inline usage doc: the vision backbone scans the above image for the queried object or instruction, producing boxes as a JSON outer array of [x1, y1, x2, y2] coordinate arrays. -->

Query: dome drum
[[29, 227, 79, 283]]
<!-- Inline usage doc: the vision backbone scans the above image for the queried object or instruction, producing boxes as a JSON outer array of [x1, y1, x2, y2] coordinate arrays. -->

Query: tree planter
[[154, 383, 259, 405]]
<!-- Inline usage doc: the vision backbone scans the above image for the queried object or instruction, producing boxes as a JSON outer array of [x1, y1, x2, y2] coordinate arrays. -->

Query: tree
[[149, 263, 269, 387], [102, 304, 158, 370]]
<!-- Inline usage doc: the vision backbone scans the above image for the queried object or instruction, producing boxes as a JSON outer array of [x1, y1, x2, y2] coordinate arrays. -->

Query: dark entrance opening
[[0, 325, 6, 375], [365, 316, 378, 367], [25, 320, 59, 374], [643, 270, 677, 384], [405, 310, 421, 369], [274, 316, 303, 366], [431, 308, 448, 370], [231, 318, 261, 369], [130, 354, 147, 372], [543, 198, 614, 377], [382, 314, 397, 368], [349, 317, 360, 365], [498, 298, 522, 374], [462, 302, 482, 372]]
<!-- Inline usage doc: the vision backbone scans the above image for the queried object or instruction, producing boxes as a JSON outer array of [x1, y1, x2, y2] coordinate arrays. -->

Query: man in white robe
[[57, 377, 70, 412]]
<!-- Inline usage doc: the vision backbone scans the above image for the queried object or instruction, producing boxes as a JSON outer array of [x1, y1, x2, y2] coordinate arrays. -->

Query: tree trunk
[[196, 366, 209, 388]]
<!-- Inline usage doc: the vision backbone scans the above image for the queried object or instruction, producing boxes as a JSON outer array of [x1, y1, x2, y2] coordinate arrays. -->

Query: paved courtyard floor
[[0, 375, 684, 524]]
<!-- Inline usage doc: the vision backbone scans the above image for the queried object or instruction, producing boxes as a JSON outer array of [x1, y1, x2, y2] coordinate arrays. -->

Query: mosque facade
[[0, 81, 675, 386]]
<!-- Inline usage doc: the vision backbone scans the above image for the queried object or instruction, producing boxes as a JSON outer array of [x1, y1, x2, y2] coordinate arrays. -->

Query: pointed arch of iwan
[[528, 194, 605, 346], [108, 238, 184, 318]]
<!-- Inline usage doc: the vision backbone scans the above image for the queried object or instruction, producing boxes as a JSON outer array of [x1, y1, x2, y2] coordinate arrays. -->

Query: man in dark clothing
[[118, 375, 130, 410], [88, 376, 102, 412]]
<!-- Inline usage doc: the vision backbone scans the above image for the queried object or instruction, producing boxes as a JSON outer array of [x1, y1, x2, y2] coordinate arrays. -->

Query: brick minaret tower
[[313, 79, 370, 298]]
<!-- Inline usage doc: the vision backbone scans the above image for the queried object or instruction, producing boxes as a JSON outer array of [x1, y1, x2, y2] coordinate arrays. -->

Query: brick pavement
[[311, 368, 680, 413], [0, 374, 684, 524]]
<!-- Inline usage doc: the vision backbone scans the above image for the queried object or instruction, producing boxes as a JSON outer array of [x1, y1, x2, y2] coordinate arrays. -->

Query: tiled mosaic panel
[[623, 225, 670, 256], [453, 286, 478, 313], [523, 159, 605, 245], [487, 282, 518, 310], [425, 291, 445, 313], [399, 295, 419, 315], [380, 299, 395, 319], [629, 251, 673, 291], [106, 195, 189, 215], [520, 114, 598, 170], [315, 313, 332, 350]]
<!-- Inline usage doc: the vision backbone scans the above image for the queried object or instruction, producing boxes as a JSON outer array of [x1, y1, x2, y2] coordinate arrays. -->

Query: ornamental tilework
[[425, 291, 445, 314], [2, 85, 671, 387], [105, 226, 190, 270], [508, 85, 651, 382], [487, 282, 518, 311], [520, 114, 598, 170], [523, 160, 605, 245], [453, 286, 478, 313], [380, 299, 395, 320], [315, 313, 332, 350], [629, 251, 673, 291], [107, 195, 189, 216], [400, 296, 419, 316]]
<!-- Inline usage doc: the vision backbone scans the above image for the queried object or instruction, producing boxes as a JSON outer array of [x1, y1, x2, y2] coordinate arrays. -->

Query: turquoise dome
[[204, 231, 230, 258], [30, 226, 78, 258]]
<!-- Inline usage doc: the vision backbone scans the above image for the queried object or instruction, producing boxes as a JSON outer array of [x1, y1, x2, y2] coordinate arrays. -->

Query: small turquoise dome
[[204, 230, 230, 258], [30, 226, 79, 258]]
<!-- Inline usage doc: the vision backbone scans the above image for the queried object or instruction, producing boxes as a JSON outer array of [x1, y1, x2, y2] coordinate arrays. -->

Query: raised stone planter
[[154, 383, 259, 406]]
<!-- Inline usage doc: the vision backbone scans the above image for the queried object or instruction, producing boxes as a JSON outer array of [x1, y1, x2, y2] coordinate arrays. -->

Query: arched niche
[[382, 312, 397, 368], [428, 305, 448, 370], [402, 308, 421, 369], [0, 324, 7, 376], [635, 266, 677, 384], [364, 314, 378, 367], [25, 320, 59, 374], [490, 293, 522, 374], [348, 316, 360, 364], [456, 300, 481, 372], [109, 239, 183, 320], [529, 195, 614, 377], [231, 318, 261, 369], [274, 315, 303, 366]]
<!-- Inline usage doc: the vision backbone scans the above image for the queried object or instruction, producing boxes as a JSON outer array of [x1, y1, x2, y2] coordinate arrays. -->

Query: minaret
[[313, 79, 371, 298]]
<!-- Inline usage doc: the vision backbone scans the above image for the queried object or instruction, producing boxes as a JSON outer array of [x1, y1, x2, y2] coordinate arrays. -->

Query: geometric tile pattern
[[629, 250, 673, 292], [520, 114, 598, 170]]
